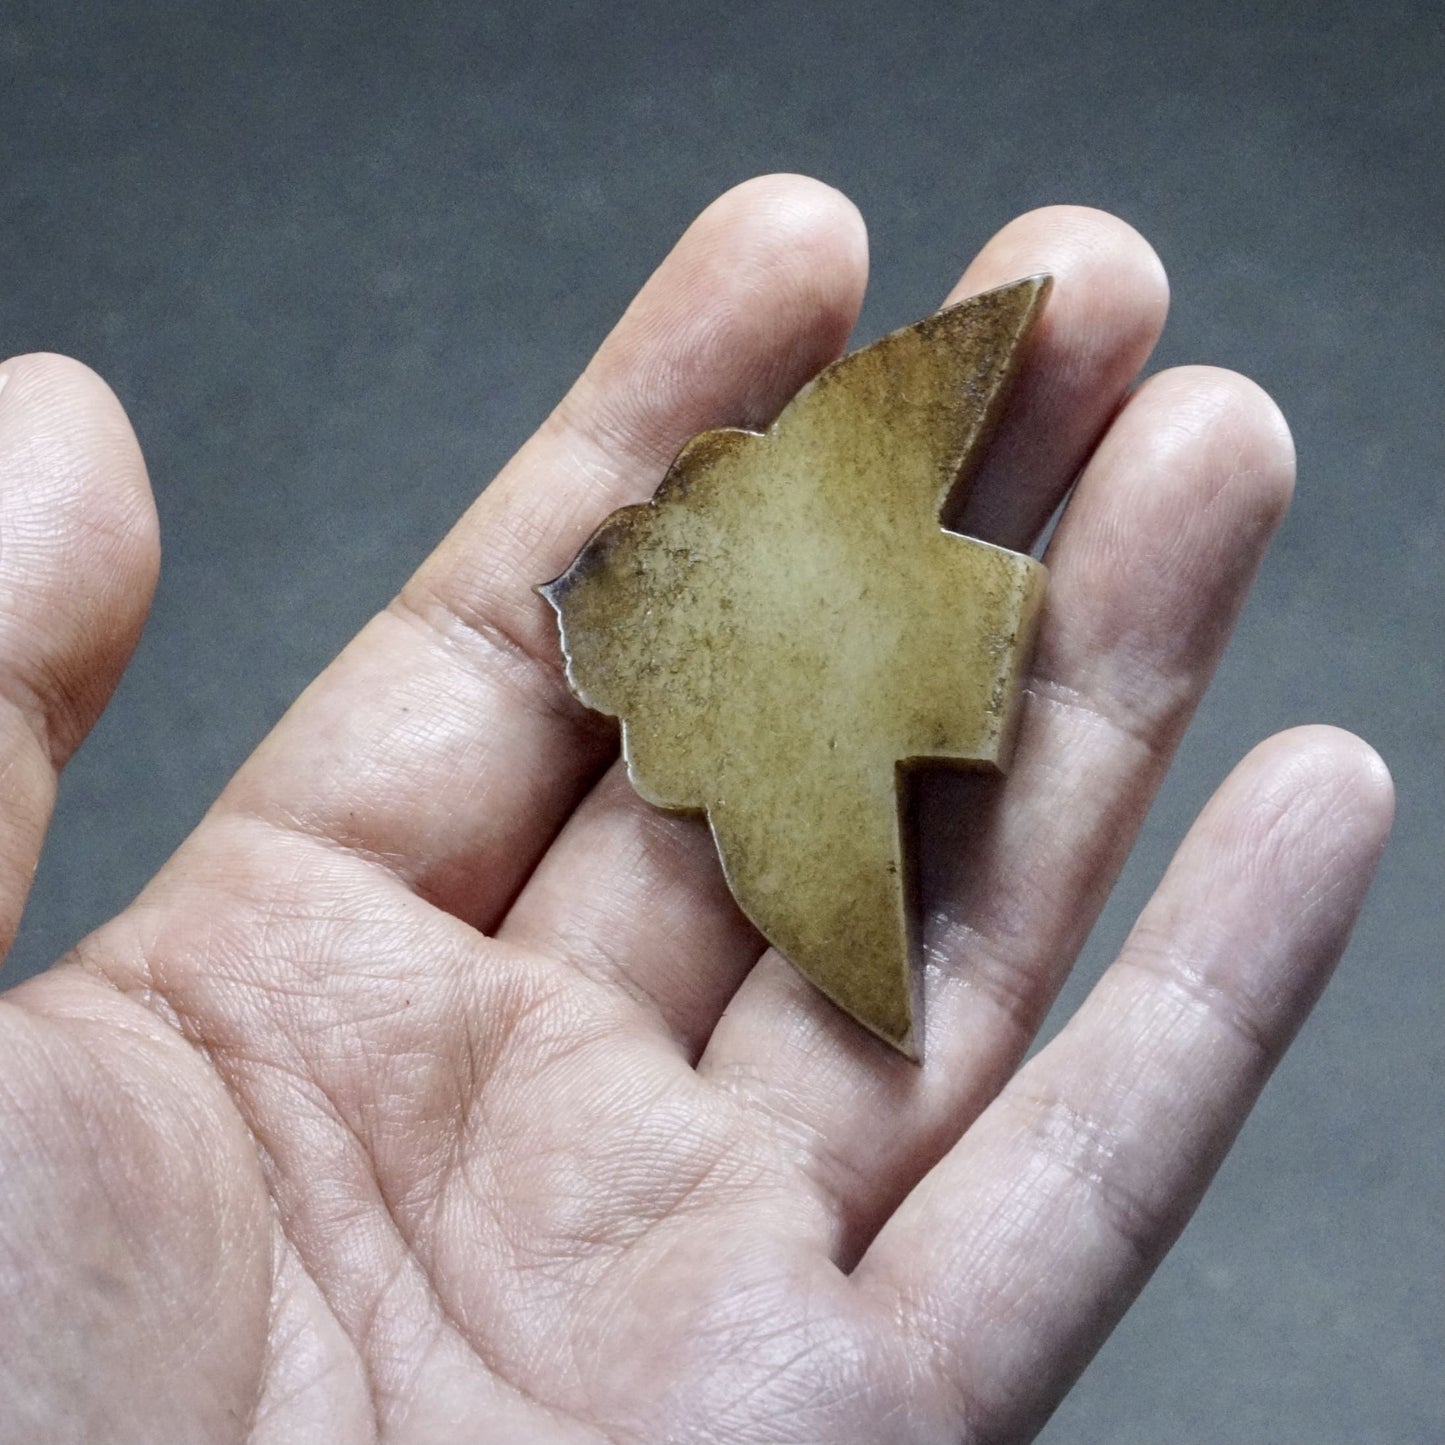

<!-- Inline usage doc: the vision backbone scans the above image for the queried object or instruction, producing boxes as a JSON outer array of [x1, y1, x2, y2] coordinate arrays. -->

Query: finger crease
[[1007, 1082, 1173, 1273], [1023, 669, 1167, 765], [388, 583, 594, 734], [1114, 938, 1279, 1064], [0, 666, 62, 770]]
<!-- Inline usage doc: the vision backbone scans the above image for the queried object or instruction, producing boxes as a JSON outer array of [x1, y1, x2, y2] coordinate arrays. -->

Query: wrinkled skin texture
[[0, 179, 1392, 1444]]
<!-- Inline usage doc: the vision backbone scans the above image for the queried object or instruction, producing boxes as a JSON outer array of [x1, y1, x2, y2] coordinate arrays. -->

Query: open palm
[[0, 178, 1391, 1444]]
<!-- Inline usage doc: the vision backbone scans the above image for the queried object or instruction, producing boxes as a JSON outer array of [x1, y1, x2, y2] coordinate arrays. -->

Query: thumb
[[0, 354, 159, 962]]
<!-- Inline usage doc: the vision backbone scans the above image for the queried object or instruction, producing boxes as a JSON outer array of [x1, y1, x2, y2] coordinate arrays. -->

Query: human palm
[[0, 178, 1391, 1444]]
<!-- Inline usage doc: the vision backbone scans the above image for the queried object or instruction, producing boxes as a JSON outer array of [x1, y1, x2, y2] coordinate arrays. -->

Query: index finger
[[198, 174, 869, 932]]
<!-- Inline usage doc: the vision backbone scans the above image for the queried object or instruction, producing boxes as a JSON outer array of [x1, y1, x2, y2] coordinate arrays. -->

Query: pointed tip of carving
[[893, 995, 923, 1063], [1020, 271, 1054, 312], [1003, 270, 1053, 292], [981, 271, 1054, 313], [868, 1015, 921, 1063], [851, 1020, 921, 1062], [933, 272, 1053, 346]]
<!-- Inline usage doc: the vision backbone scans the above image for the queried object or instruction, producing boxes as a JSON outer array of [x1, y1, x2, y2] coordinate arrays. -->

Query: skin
[[0, 176, 1393, 1444]]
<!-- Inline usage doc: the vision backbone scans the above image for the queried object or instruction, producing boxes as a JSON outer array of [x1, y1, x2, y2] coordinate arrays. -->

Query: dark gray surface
[[1, 1, 1440, 1440]]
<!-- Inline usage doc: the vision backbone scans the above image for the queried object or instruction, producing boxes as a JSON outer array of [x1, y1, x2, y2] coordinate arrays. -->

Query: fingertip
[[1178, 728, 1397, 951], [2, 350, 136, 445], [0, 351, 160, 572], [956, 204, 1170, 348], [1125, 364, 1297, 529], [1240, 724, 1396, 848], [681, 174, 870, 403], [568, 174, 872, 462], [698, 173, 869, 287], [0, 352, 160, 763], [944, 204, 1172, 549]]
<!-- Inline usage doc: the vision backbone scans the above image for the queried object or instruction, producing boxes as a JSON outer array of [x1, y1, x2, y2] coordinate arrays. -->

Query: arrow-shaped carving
[[540, 277, 1050, 1057]]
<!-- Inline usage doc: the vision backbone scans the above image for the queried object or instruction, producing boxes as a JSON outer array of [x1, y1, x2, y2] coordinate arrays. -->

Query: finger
[[498, 206, 1167, 1056], [856, 727, 1394, 1443], [188, 174, 869, 937], [699, 364, 1296, 1260], [945, 205, 1169, 546], [498, 766, 761, 1054], [0, 355, 159, 959], [84, 179, 868, 1218]]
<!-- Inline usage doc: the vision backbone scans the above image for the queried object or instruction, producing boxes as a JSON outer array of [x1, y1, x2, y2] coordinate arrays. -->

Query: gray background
[[1, 1, 1439, 1441]]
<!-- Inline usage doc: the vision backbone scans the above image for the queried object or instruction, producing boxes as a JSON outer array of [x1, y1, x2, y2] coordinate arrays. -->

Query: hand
[[0, 176, 1392, 1444]]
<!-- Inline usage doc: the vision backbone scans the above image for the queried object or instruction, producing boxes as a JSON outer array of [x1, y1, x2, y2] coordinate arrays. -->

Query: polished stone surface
[[546, 284, 1048, 1055]]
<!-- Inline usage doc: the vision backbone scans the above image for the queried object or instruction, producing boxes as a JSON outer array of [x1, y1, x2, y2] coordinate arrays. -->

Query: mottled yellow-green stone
[[541, 278, 1050, 1058]]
